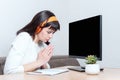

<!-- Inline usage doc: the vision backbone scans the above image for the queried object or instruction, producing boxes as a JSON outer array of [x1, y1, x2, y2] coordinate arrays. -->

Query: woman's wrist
[[35, 60, 44, 68]]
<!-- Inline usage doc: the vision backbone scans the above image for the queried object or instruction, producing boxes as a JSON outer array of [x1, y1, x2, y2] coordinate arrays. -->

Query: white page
[[27, 68, 69, 76]]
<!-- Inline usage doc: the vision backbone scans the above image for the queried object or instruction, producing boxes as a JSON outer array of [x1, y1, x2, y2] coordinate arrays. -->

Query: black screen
[[69, 15, 102, 60]]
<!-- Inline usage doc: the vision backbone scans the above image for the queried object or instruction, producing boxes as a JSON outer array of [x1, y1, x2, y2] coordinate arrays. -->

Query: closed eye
[[47, 31, 55, 34]]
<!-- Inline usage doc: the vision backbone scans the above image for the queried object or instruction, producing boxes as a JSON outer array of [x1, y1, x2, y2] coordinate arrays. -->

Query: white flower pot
[[85, 64, 100, 74]]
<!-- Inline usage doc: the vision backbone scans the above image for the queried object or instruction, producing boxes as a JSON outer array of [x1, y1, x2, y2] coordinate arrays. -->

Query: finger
[[44, 45, 54, 55], [43, 45, 51, 54], [46, 45, 54, 54], [48, 46, 54, 56], [48, 50, 53, 57], [40, 45, 52, 55], [40, 48, 46, 55]]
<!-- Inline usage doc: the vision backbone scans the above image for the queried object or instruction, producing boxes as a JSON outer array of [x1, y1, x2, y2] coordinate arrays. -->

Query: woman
[[4, 10, 60, 74]]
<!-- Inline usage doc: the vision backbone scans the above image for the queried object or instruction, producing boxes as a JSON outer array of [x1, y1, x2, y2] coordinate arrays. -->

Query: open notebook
[[27, 68, 69, 76]]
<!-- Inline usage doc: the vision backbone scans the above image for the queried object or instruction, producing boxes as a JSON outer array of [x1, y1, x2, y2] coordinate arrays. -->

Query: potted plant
[[85, 55, 100, 74]]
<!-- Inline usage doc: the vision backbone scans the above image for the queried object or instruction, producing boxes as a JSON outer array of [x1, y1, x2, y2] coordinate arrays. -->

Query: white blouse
[[4, 32, 49, 74]]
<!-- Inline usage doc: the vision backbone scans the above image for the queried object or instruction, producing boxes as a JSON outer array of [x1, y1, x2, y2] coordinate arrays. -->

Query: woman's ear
[[35, 26, 42, 34]]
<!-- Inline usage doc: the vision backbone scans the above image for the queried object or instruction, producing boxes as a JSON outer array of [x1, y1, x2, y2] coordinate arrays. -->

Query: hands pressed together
[[37, 44, 54, 67]]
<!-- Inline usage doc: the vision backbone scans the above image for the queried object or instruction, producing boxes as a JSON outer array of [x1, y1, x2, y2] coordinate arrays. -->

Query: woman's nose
[[49, 33, 53, 38]]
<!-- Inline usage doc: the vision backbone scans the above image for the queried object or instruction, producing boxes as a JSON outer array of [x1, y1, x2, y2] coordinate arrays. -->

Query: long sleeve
[[4, 32, 32, 74]]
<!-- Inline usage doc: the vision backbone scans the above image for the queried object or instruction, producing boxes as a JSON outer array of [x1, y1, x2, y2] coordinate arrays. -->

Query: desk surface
[[0, 66, 120, 80]]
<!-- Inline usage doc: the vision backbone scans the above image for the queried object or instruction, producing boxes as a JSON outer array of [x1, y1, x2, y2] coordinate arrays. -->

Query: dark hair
[[17, 10, 60, 38]]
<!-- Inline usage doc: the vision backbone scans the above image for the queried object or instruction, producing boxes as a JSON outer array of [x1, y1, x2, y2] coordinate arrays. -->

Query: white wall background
[[0, 0, 120, 68], [68, 0, 120, 68], [0, 0, 69, 56]]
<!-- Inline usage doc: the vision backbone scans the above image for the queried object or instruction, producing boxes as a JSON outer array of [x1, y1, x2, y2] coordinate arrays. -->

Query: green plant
[[85, 55, 97, 64]]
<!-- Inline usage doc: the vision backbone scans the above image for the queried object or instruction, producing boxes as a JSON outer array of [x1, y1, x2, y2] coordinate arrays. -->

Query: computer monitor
[[69, 15, 102, 60]]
